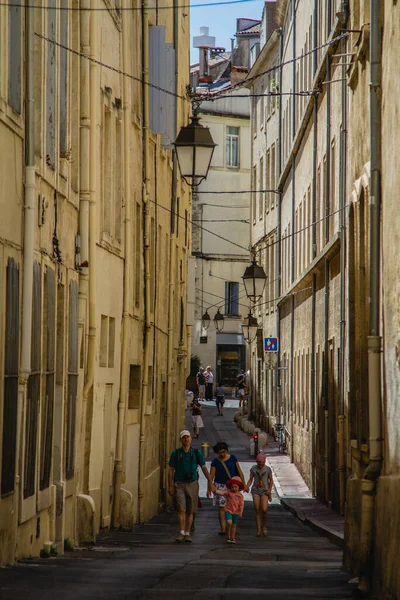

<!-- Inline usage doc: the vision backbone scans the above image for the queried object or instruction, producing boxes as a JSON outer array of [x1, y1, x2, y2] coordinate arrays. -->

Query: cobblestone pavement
[[0, 404, 355, 599]]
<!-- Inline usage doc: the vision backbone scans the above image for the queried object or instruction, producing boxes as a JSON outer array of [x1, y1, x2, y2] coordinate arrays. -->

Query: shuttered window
[[1, 258, 20, 496], [149, 26, 176, 147], [40, 267, 55, 491], [225, 282, 239, 316], [66, 280, 78, 480], [8, 0, 22, 113], [24, 263, 42, 499]]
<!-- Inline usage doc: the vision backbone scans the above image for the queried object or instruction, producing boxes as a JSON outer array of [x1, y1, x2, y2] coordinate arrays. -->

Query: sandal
[[255, 532, 261, 537], [262, 528, 268, 536], [218, 531, 226, 535]]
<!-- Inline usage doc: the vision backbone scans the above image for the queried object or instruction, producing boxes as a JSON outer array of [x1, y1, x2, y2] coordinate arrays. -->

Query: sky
[[189, 0, 265, 64]]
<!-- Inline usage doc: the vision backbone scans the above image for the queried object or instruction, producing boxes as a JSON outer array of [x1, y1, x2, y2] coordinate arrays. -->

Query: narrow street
[[0, 403, 356, 599]]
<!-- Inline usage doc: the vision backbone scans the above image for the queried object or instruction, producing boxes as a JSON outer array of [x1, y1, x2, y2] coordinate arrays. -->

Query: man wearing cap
[[168, 430, 214, 543]]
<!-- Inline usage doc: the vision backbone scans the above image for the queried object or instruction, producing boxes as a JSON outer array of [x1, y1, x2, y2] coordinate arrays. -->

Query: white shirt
[[207, 371, 214, 384]]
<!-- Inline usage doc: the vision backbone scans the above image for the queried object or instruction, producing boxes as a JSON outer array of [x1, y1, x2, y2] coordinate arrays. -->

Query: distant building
[[188, 26, 253, 389]]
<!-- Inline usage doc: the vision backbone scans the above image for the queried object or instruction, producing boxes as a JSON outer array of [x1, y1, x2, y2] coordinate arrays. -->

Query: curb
[[281, 498, 344, 549]]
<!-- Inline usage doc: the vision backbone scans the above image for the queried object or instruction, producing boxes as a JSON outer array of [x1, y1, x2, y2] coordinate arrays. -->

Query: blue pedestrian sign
[[264, 337, 279, 352]]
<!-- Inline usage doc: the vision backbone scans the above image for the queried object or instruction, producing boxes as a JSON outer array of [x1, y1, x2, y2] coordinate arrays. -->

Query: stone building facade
[[248, 0, 400, 596], [0, 0, 191, 563]]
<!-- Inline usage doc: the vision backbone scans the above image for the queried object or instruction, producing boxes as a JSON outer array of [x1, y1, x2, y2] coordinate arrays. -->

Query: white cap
[[180, 430, 191, 439]]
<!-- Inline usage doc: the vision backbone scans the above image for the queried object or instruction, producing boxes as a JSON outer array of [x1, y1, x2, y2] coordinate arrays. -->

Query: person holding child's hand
[[214, 475, 244, 544], [247, 453, 273, 537]]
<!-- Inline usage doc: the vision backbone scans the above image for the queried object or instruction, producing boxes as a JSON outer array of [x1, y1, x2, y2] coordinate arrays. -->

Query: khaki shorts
[[174, 480, 199, 514]]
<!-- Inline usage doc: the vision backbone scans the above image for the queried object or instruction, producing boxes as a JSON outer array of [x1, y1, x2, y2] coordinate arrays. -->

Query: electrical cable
[[34, 29, 348, 105], [192, 219, 249, 223], [3, 0, 262, 10], [255, 203, 349, 254], [197, 32, 349, 99], [196, 189, 279, 194], [34, 32, 189, 101]]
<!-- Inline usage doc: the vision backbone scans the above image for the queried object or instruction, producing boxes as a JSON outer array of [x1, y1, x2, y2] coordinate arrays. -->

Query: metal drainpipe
[[21, 1, 35, 379], [338, 11, 348, 517], [358, 0, 383, 593], [138, 0, 152, 523], [19, 0, 35, 528], [292, 0, 296, 140], [310, 273, 316, 494], [80, 0, 93, 495], [276, 27, 283, 419], [325, 56, 331, 245], [113, 0, 131, 528], [324, 260, 330, 502], [310, 89, 318, 496], [289, 294, 294, 461]]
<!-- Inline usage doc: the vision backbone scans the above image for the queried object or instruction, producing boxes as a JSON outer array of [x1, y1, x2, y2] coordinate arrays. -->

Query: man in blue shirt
[[168, 430, 214, 543]]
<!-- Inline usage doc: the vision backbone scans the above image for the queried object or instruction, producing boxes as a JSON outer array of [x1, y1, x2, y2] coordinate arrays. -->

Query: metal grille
[[40, 267, 55, 490], [24, 262, 42, 499], [66, 280, 78, 480], [1, 258, 20, 496]]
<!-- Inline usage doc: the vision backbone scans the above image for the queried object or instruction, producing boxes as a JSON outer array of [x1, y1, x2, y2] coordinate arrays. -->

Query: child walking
[[247, 453, 273, 537], [214, 475, 244, 543]]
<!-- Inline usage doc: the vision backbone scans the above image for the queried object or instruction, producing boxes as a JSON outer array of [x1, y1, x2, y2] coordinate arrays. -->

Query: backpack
[[173, 447, 202, 470]]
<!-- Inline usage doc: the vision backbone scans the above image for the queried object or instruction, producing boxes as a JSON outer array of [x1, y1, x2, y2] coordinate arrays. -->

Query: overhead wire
[[196, 32, 349, 100], [2, 0, 262, 10], [33, 29, 348, 106]]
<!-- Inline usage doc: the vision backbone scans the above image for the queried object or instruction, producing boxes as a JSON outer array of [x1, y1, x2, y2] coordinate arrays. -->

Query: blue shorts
[[225, 511, 239, 524]]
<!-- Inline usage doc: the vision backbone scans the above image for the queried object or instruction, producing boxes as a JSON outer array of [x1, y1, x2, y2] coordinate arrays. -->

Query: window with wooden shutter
[[1, 258, 20, 496]]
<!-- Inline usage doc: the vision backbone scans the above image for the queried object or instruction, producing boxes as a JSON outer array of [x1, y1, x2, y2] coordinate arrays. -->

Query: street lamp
[[173, 110, 216, 187], [241, 312, 259, 344], [201, 310, 211, 330], [213, 308, 224, 332], [242, 259, 267, 303]]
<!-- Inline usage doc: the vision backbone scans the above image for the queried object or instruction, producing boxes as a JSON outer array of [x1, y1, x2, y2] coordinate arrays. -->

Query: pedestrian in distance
[[208, 442, 246, 535], [191, 397, 204, 438], [246, 452, 273, 537], [168, 430, 214, 543], [196, 366, 206, 400], [236, 369, 246, 408], [214, 475, 244, 544], [215, 382, 225, 416], [205, 365, 214, 401]]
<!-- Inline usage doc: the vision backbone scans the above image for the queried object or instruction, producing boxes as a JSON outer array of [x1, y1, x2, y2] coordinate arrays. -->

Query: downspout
[[310, 274, 316, 494], [324, 260, 330, 502], [338, 9, 348, 516], [325, 56, 331, 245], [276, 27, 283, 419], [113, 0, 131, 527], [290, 2, 296, 459], [291, 158, 295, 283], [138, 0, 152, 522], [310, 96, 318, 496], [21, 1, 35, 380], [80, 0, 93, 495], [289, 157, 295, 460], [19, 0, 35, 523], [289, 294, 294, 461], [292, 0, 296, 141], [358, 0, 383, 593]]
